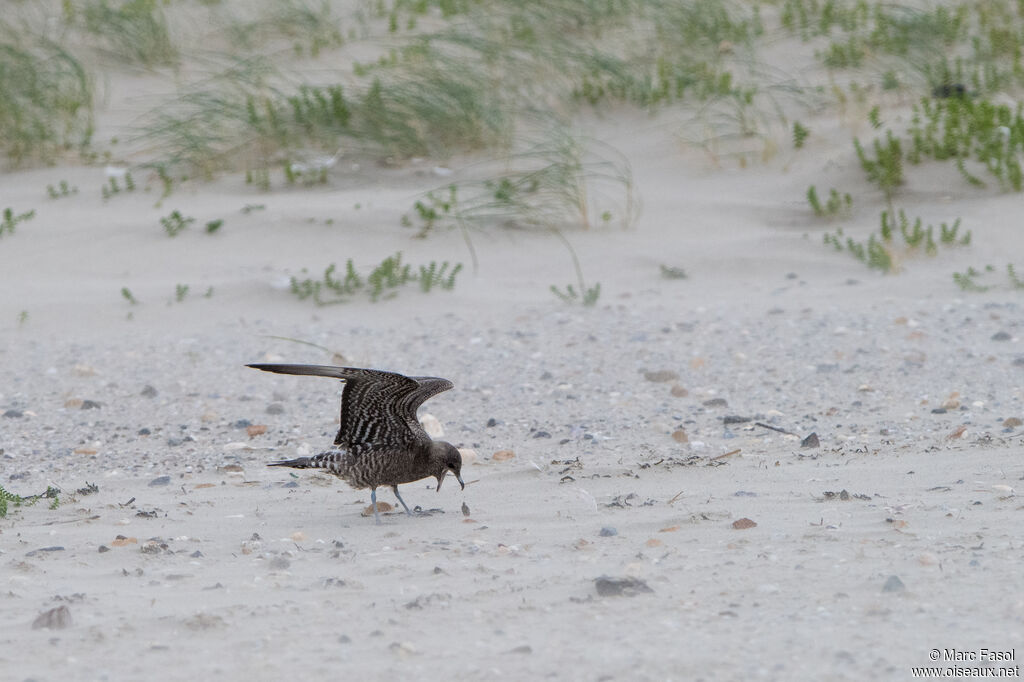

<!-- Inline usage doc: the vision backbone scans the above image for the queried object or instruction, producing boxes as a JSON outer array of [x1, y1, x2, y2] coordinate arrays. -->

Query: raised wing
[[246, 364, 452, 447]]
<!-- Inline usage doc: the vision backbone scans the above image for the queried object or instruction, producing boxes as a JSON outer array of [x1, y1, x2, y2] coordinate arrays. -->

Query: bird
[[247, 363, 464, 524]]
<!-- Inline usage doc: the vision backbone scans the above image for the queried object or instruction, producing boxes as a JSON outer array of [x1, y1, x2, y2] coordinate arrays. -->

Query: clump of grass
[[0, 29, 93, 164], [289, 252, 462, 305], [792, 121, 809, 149], [174, 284, 189, 302], [205, 219, 223, 234], [160, 210, 194, 237], [907, 96, 1024, 191], [854, 130, 904, 199], [1, 208, 36, 237], [80, 0, 177, 67], [550, 229, 600, 306], [101, 172, 135, 200], [807, 186, 852, 218], [121, 286, 138, 304], [224, 0, 345, 58], [824, 209, 969, 273], [405, 131, 637, 237], [953, 264, 1024, 292], [47, 181, 78, 199], [0, 483, 61, 518]]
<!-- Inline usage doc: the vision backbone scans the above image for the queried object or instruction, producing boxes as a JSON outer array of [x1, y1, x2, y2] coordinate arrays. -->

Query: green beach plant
[[289, 252, 462, 305], [160, 210, 195, 237], [1, 208, 36, 237]]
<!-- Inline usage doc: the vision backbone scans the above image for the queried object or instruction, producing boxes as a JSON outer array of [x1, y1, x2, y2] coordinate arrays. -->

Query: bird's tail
[[267, 457, 315, 469]]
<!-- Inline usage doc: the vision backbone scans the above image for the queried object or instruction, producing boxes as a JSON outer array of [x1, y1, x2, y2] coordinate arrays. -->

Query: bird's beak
[[457, 473, 465, 490], [436, 475, 444, 492]]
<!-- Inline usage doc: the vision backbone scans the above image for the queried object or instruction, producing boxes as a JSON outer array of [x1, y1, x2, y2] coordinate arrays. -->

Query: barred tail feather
[[268, 457, 314, 469]]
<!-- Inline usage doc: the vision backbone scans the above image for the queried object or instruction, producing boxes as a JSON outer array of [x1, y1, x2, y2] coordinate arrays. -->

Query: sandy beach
[[2, 2, 1023, 681]]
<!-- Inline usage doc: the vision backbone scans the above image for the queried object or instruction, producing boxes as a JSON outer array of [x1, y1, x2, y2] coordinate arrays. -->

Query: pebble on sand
[[457, 448, 478, 465], [882, 575, 906, 593], [672, 429, 688, 443], [362, 501, 394, 517], [594, 576, 653, 597], [32, 605, 72, 630], [149, 475, 171, 486], [643, 370, 679, 383], [801, 432, 820, 449], [670, 384, 688, 397], [732, 518, 757, 529], [246, 424, 267, 438], [492, 450, 515, 461]]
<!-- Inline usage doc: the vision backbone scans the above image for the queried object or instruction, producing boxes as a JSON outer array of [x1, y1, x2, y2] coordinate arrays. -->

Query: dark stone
[[141, 385, 158, 398], [80, 400, 101, 410], [702, 398, 728, 408], [992, 331, 1011, 341], [532, 431, 551, 439], [265, 403, 285, 415], [148, 475, 171, 487], [594, 576, 653, 597], [233, 419, 252, 428], [486, 417, 498, 427], [722, 415, 750, 425], [2, 409, 23, 418], [599, 527, 618, 537], [801, 432, 820, 449], [882, 575, 905, 593]]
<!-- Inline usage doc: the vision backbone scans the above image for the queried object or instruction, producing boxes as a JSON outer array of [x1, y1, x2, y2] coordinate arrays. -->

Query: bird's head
[[429, 441, 464, 492]]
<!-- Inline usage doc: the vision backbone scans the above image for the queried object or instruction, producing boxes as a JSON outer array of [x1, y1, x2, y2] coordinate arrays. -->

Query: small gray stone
[[265, 403, 285, 415], [801, 432, 820, 449], [643, 370, 679, 383], [599, 527, 618, 537], [32, 605, 72, 630], [268, 556, 290, 570], [882, 575, 905, 593], [992, 331, 1012, 341], [141, 385, 158, 398], [3, 409, 23, 418], [595, 576, 653, 597], [722, 415, 750, 425], [702, 398, 728, 408], [148, 475, 171, 487], [80, 400, 102, 410], [532, 431, 551, 439]]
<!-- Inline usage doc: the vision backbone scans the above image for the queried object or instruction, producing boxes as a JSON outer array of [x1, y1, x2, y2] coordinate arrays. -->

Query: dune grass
[[79, 0, 178, 67], [222, 0, 345, 58], [0, 27, 93, 165]]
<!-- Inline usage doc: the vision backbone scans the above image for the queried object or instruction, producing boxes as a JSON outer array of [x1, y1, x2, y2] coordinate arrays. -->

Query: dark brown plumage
[[248, 364, 464, 524]]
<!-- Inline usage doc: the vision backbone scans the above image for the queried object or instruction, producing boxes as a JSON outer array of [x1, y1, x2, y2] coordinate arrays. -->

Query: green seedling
[[807, 186, 852, 218], [121, 287, 138, 304], [160, 210, 195, 237], [47, 181, 78, 199], [1, 208, 36, 237]]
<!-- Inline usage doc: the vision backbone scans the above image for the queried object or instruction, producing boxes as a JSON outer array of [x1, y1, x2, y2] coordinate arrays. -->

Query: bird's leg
[[371, 487, 381, 525], [391, 485, 413, 516]]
